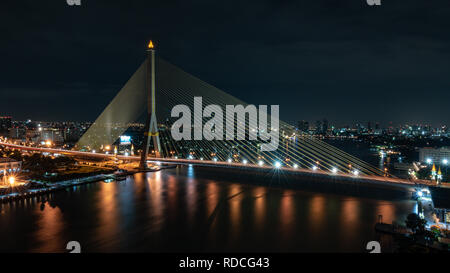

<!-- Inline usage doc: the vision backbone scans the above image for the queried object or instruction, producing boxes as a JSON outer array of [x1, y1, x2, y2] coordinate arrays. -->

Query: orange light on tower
[[148, 40, 154, 49]]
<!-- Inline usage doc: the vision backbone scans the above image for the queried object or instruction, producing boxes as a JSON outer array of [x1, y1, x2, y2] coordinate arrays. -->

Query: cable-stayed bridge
[[75, 42, 391, 179], [2, 41, 436, 191]]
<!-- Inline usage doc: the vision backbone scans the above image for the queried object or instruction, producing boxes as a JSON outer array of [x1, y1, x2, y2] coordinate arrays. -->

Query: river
[[0, 165, 416, 253]]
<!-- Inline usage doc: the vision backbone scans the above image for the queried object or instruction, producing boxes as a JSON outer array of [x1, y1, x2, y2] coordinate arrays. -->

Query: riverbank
[[0, 164, 178, 204]]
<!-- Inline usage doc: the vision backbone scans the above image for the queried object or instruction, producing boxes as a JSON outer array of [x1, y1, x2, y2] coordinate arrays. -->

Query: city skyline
[[1, 1, 450, 125]]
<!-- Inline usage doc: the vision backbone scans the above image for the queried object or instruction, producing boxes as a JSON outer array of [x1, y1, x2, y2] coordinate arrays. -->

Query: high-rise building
[[322, 119, 328, 135], [315, 120, 322, 135]]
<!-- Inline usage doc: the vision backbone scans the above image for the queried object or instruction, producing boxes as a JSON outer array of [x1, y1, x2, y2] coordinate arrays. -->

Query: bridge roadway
[[0, 142, 437, 189]]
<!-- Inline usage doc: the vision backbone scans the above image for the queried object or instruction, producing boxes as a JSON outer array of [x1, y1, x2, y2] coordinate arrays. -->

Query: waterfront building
[[419, 147, 450, 164], [0, 158, 22, 185]]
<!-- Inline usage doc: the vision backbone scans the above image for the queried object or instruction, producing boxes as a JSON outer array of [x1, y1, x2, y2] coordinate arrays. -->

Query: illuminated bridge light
[[274, 161, 282, 169], [213, 157, 218, 162], [443, 159, 448, 165], [9, 176, 15, 186], [242, 159, 248, 165], [200, 157, 204, 161], [331, 167, 338, 174], [227, 158, 232, 163], [293, 164, 298, 169], [312, 165, 318, 171], [353, 170, 360, 176], [188, 155, 194, 160], [258, 160, 264, 166], [426, 158, 432, 164]]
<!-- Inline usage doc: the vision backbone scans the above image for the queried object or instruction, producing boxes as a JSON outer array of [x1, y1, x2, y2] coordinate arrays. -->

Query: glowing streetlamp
[[274, 161, 282, 169], [8, 176, 15, 187], [443, 159, 448, 165]]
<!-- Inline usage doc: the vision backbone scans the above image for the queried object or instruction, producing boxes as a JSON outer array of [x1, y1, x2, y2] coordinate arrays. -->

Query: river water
[[0, 165, 416, 253]]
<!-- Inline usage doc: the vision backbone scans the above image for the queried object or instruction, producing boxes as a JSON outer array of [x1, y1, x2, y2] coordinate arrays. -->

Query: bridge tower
[[139, 40, 162, 169]]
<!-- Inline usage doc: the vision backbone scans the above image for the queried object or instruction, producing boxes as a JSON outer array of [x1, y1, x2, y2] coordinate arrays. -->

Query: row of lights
[[185, 155, 359, 176], [426, 158, 448, 165]]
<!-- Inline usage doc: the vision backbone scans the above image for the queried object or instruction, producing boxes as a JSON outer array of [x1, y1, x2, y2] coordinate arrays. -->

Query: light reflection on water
[[0, 166, 416, 253]]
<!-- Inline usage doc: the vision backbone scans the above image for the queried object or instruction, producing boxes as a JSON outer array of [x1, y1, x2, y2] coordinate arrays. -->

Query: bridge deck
[[1, 142, 439, 189]]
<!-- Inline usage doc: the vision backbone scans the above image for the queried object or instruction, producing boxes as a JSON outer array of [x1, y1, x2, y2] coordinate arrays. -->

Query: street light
[[274, 161, 281, 169], [443, 159, 448, 165], [8, 176, 15, 187], [426, 158, 432, 164]]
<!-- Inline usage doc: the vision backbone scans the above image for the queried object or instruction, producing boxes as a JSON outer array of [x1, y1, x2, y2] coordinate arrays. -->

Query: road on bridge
[[1, 141, 440, 188]]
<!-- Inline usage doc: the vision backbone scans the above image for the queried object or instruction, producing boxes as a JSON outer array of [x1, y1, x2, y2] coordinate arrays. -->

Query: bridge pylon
[[139, 40, 162, 169]]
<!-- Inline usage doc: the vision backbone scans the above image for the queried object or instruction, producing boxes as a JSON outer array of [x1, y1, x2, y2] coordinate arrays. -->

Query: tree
[[405, 213, 427, 240]]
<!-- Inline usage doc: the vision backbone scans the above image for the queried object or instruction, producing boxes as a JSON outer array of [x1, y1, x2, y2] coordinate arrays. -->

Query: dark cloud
[[1, 0, 450, 126]]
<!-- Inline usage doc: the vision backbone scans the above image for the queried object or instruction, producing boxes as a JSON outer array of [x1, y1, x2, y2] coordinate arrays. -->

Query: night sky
[[1, 0, 450, 126]]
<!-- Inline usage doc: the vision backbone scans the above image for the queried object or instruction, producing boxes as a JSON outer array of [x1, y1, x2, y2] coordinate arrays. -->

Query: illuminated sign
[[120, 135, 131, 145]]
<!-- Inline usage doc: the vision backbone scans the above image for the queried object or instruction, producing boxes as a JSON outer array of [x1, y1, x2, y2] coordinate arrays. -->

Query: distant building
[[40, 129, 64, 144], [9, 127, 26, 140], [297, 120, 309, 133], [315, 120, 322, 135], [419, 147, 450, 164], [314, 119, 328, 135], [0, 116, 12, 136], [322, 119, 328, 135]]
